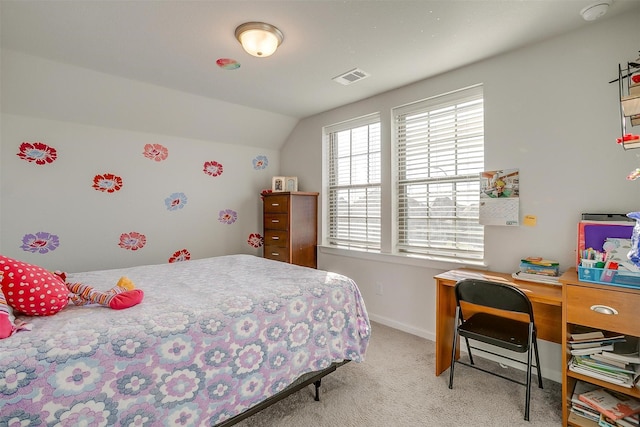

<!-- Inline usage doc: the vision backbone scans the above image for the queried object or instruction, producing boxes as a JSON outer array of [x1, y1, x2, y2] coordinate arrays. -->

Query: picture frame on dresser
[[272, 176, 285, 192], [285, 176, 298, 192]]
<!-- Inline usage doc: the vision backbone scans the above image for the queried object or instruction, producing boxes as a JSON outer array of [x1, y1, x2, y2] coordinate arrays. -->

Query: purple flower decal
[[165, 192, 187, 211], [21, 231, 60, 253], [252, 155, 268, 170], [218, 209, 237, 225]]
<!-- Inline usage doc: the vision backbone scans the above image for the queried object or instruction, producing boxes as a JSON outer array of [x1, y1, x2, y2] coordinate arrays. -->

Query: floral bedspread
[[0, 255, 370, 426]]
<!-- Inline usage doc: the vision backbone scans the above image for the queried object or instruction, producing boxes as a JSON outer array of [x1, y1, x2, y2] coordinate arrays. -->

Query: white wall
[[0, 52, 284, 273], [280, 10, 640, 381]]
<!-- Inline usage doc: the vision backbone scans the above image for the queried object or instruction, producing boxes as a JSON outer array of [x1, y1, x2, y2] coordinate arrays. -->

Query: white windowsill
[[318, 245, 487, 271]]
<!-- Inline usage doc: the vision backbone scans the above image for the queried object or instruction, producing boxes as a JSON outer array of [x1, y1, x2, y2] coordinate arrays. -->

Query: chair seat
[[458, 312, 531, 353]]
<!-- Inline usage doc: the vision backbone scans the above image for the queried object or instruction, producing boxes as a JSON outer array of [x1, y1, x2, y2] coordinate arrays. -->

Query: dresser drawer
[[264, 245, 290, 262], [566, 285, 640, 336], [264, 230, 289, 248], [264, 213, 288, 230], [263, 196, 288, 213]]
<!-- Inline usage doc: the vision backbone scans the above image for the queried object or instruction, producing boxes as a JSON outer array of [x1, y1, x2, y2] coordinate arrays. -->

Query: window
[[394, 85, 484, 262], [325, 114, 381, 250]]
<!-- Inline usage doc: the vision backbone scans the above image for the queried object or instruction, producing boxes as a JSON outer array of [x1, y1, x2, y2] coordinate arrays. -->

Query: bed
[[0, 254, 371, 426]]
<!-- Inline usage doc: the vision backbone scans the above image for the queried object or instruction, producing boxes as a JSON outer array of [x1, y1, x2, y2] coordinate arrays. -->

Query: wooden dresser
[[262, 192, 318, 269], [559, 268, 640, 426]]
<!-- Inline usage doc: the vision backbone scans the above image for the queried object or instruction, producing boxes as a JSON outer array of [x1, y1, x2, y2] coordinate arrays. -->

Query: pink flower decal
[[203, 161, 224, 177], [218, 209, 238, 225], [17, 142, 57, 165], [247, 233, 264, 248], [93, 173, 123, 193], [118, 232, 146, 251], [216, 58, 240, 70], [169, 249, 191, 263], [143, 143, 169, 162]]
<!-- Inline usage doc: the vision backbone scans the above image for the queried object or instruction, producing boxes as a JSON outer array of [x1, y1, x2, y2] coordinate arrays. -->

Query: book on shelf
[[579, 388, 640, 420], [616, 413, 640, 427], [572, 339, 627, 350], [574, 356, 639, 376], [600, 338, 640, 365], [590, 353, 632, 369], [572, 331, 607, 341], [569, 358, 638, 387], [572, 344, 615, 356], [598, 412, 618, 427], [572, 381, 603, 422], [570, 334, 627, 346]]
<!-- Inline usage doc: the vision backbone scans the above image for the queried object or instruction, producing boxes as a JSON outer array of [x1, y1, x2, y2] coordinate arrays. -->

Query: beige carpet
[[235, 322, 562, 427]]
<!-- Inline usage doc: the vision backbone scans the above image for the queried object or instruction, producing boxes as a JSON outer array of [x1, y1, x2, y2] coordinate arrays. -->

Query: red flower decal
[[143, 144, 169, 162], [17, 142, 57, 165], [260, 189, 273, 200], [118, 232, 146, 251], [247, 233, 264, 248], [203, 161, 224, 177], [169, 249, 191, 263], [92, 173, 123, 193]]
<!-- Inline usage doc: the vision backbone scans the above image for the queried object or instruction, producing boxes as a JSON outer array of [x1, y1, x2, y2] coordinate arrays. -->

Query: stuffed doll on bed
[[0, 255, 144, 339]]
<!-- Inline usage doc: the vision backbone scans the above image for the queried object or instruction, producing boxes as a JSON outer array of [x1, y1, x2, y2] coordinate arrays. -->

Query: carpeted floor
[[235, 322, 562, 426]]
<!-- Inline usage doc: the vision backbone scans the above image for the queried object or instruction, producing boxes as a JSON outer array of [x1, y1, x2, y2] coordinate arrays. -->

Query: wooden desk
[[433, 268, 563, 376]]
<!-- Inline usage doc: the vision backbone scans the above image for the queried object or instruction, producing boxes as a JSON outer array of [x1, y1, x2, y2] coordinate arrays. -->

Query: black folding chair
[[448, 278, 543, 421]]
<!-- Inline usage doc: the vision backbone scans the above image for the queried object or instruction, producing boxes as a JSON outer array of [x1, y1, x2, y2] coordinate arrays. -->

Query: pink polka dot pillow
[[0, 255, 69, 316]]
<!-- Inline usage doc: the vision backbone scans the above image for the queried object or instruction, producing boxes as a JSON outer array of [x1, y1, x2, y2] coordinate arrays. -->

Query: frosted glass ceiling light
[[235, 22, 284, 58]]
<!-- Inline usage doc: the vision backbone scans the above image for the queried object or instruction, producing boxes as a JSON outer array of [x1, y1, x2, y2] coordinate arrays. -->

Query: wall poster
[[479, 168, 520, 226]]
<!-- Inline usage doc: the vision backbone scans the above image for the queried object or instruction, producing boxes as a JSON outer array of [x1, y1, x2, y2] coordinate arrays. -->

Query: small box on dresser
[[262, 191, 318, 269]]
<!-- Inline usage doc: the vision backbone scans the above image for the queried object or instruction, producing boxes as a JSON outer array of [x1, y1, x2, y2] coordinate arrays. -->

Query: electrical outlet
[[375, 282, 383, 296]]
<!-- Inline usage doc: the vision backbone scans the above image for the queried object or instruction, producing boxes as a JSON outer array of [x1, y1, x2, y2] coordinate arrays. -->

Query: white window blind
[[394, 85, 484, 261], [325, 114, 381, 250]]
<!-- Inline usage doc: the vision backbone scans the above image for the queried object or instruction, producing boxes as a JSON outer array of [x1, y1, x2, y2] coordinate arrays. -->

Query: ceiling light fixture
[[235, 22, 284, 58], [580, 1, 610, 21]]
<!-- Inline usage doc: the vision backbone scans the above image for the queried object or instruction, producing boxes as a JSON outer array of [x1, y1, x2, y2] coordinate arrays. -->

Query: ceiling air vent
[[332, 68, 371, 85]]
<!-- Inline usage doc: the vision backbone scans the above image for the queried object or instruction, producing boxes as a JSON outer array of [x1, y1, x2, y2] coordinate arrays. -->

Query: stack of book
[[512, 257, 561, 284], [568, 332, 640, 389], [570, 381, 640, 427]]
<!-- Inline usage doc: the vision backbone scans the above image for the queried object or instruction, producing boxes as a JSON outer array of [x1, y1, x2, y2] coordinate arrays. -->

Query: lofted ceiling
[[2, 0, 640, 121]]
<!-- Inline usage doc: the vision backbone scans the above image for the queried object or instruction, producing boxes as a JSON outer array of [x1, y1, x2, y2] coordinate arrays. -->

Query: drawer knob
[[272, 236, 279, 240], [271, 252, 279, 256], [271, 219, 280, 223], [590, 305, 618, 315], [271, 203, 280, 207]]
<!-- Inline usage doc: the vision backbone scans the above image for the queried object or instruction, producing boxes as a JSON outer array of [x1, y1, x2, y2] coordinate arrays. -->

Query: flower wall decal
[[21, 232, 60, 254], [203, 161, 224, 177], [93, 173, 123, 193], [143, 144, 169, 162], [17, 142, 57, 165], [218, 209, 238, 225], [247, 233, 264, 248], [169, 249, 191, 263], [165, 192, 188, 211], [252, 155, 268, 170], [119, 232, 147, 251]]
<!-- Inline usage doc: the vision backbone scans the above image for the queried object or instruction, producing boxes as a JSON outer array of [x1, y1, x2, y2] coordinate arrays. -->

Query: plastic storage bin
[[578, 266, 640, 289]]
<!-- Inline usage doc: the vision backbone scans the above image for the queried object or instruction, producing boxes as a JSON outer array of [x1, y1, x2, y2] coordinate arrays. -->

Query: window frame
[[393, 85, 485, 262], [324, 113, 382, 251]]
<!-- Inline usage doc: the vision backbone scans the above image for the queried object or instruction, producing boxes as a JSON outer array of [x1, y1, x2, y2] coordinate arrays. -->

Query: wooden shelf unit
[[559, 268, 640, 426]]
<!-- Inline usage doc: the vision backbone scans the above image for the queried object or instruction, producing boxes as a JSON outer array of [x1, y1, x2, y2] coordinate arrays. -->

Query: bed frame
[[218, 360, 350, 426]]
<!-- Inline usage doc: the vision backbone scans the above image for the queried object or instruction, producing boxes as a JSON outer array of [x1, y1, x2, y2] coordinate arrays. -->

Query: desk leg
[[435, 280, 458, 376]]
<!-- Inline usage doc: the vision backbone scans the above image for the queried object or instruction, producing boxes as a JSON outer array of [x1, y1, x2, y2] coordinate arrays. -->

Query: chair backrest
[[454, 278, 535, 322]]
